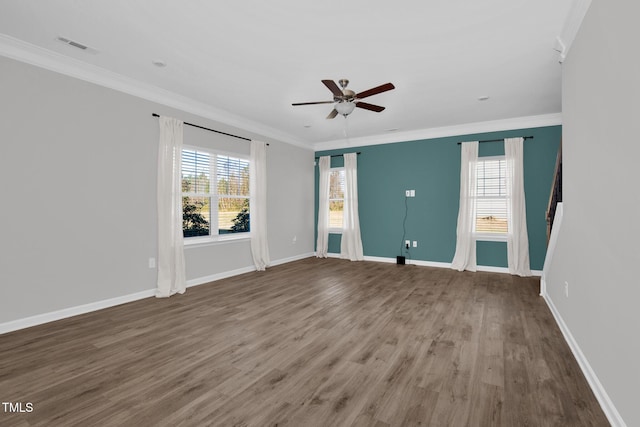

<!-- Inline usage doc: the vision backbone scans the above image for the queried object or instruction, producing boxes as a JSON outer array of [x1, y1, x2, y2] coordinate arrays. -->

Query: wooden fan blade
[[326, 109, 338, 119], [322, 80, 343, 97], [356, 83, 395, 99], [292, 101, 334, 106], [356, 102, 385, 112]]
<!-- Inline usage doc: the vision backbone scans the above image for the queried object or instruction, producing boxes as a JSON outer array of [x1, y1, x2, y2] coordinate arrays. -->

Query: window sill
[[328, 229, 343, 234], [474, 233, 508, 242], [184, 234, 251, 248]]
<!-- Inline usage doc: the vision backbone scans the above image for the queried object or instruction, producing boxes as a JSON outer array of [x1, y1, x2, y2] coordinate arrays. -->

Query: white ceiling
[[0, 1, 572, 150]]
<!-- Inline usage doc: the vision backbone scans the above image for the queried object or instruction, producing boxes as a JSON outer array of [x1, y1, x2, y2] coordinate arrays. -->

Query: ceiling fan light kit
[[293, 79, 395, 119], [335, 101, 356, 116]]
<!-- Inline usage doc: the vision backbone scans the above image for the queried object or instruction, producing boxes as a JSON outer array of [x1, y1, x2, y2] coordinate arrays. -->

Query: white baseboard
[[542, 293, 626, 427], [327, 253, 542, 276], [476, 264, 542, 277], [364, 255, 453, 270], [186, 252, 315, 287], [270, 252, 315, 267], [325, 252, 341, 259], [0, 289, 156, 335], [0, 252, 316, 335], [185, 266, 257, 287], [475, 264, 506, 274], [363, 255, 397, 264]]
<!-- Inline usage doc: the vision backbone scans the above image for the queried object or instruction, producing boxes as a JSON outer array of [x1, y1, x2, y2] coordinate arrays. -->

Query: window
[[181, 148, 250, 240], [475, 156, 508, 236], [328, 168, 345, 232]]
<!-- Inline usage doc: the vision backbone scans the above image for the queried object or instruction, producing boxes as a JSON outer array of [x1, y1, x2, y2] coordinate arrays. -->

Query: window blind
[[475, 158, 508, 233], [217, 155, 249, 197], [182, 149, 211, 194]]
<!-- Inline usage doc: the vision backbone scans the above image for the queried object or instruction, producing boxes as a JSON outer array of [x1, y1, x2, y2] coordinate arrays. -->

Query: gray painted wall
[[547, 1, 639, 425], [0, 56, 314, 324]]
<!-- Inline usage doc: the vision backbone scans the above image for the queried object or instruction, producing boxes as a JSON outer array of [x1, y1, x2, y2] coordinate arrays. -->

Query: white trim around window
[[473, 233, 508, 242], [181, 145, 251, 245], [183, 233, 251, 248]]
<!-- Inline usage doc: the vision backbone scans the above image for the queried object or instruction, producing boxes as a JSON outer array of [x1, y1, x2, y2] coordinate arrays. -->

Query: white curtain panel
[[316, 156, 330, 258], [250, 140, 270, 271], [156, 116, 186, 298], [340, 153, 364, 261], [451, 141, 479, 272], [505, 137, 532, 276]]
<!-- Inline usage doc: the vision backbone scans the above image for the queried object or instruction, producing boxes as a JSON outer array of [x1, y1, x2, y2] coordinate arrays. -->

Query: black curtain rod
[[315, 152, 361, 159], [152, 113, 264, 144], [457, 136, 534, 145]]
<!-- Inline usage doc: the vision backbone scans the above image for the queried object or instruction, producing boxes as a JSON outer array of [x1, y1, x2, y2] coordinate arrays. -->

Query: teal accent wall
[[315, 125, 561, 271]]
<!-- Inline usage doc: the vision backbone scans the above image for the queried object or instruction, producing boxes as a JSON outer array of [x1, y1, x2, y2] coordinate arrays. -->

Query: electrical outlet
[[405, 190, 411, 197], [564, 281, 569, 297], [292, 235, 297, 244], [148, 257, 156, 269], [412, 241, 418, 247], [405, 240, 410, 249], [410, 190, 415, 197]]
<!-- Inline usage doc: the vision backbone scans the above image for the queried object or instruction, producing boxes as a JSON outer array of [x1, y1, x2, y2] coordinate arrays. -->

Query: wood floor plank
[[0, 258, 610, 426], [466, 383, 504, 427], [503, 341, 538, 427]]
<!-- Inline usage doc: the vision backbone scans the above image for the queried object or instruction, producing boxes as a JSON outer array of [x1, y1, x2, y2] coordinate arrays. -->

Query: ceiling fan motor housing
[[335, 89, 356, 102]]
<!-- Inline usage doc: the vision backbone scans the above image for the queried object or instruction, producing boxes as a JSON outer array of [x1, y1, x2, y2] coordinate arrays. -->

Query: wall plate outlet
[[412, 241, 418, 247], [405, 240, 410, 249], [405, 190, 411, 197], [564, 281, 569, 297], [148, 257, 156, 269], [410, 190, 415, 197]]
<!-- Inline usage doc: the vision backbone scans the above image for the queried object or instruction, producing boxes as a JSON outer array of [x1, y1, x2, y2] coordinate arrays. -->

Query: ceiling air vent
[[56, 36, 98, 53]]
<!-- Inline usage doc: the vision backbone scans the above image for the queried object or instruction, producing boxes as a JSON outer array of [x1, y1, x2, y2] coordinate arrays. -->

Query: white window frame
[[181, 146, 251, 246], [473, 155, 508, 242], [328, 167, 345, 234]]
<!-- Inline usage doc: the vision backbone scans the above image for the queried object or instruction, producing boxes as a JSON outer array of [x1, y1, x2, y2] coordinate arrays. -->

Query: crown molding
[[0, 34, 311, 150], [555, 0, 593, 63], [313, 113, 563, 151], [0, 34, 563, 153]]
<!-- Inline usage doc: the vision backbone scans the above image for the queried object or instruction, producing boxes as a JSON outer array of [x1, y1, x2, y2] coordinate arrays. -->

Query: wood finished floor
[[0, 258, 608, 427]]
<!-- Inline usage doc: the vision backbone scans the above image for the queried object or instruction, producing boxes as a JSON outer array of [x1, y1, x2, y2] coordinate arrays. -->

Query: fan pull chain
[[343, 116, 351, 145]]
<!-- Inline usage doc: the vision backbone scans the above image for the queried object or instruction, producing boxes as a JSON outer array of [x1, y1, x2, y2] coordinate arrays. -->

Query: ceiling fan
[[292, 79, 395, 119]]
